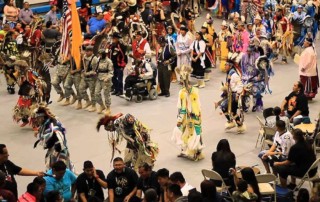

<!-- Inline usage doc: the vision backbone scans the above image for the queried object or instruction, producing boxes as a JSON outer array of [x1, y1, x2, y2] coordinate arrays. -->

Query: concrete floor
[[1, 13, 319, 196]]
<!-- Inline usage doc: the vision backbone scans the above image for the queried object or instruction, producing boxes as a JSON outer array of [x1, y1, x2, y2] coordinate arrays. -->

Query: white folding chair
[[256, 116, 277, 150], [313, 132, 320, 155], [256, 173, 277, 202], [293, 158, 320, 192], [256, 116, 265, 148], [261, 126, 276, 151], [201, 169, 231, 196]]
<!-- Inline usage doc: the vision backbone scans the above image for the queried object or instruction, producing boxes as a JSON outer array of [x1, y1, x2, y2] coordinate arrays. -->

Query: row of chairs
[[202, 169, 277, 201], [255, 116, 320, 155], [202, 158, 320, 201]]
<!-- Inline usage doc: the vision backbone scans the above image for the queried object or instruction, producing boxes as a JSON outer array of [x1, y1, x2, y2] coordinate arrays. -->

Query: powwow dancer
[[272, 6, 292, 64], [240, 45, 261, 112], [32, 104, 72, 171], [97, 113, 159, 171], [216, 20, 232, 72], [12, 59, 47, 128], [172, 65, 205, 161], [219, 54, 246, 134]]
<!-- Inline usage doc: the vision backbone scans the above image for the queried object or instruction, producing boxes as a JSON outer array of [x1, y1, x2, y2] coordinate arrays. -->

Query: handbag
[[276, 185, 294, 202]]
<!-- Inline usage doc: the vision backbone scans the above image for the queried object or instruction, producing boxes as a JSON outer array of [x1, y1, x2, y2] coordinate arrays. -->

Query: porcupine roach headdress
[[32, 103, 66, 150], [96, 113, 123, 131], [30, 103, 56, 120], [96, 113, 124, 163], [14, 60, 29, 68], [30, 103, 57, 131]]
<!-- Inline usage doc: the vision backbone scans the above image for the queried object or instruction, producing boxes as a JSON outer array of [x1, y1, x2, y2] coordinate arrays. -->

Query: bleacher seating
[[0, 0, 108, 18], [0, 0, 104, 17], [31, 5, 51, 14], [31, 1, 81, 14]]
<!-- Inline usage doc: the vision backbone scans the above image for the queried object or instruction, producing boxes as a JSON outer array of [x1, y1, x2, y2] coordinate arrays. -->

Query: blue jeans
[[258, 150, 287, 167], [83, 33, 95, 39], [293, 116, 311, 126]]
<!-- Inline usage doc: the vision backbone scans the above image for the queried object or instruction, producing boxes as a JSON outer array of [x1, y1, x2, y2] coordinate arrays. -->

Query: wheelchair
[[125, 63, 158, 103]]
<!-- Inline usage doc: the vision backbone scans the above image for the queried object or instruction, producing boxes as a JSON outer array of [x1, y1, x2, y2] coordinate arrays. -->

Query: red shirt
[[24, 29, 31, 38], [30, 29, 42, 47], [18, 192, 36, 202], [132, 39, 147, 60], [273, 16, 290, 33], [103, 11, 113, 22]]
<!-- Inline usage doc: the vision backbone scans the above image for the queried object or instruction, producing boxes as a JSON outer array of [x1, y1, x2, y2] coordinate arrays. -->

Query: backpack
[[276, 185, 294, 202]]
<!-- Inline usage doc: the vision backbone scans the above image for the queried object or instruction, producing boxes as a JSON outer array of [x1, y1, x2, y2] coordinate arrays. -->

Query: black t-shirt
[[285, 92, 309, 117], [107, 167, 138, 199], [211, 151, 236, 179], [76, 170, 106, 201], [0, 160, 22, 198], [136, 171, 160, 196], [141, 8, 151, 25], [288, 142, 316, 174], [203, 195, 224, 202], [42, 28, 61, 41]]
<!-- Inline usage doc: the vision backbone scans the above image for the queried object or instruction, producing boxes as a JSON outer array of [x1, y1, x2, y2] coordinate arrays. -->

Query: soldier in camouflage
[[95, 49, 114, 114], [52, 57, 72, 103], [63, 57, 82, 107], [79, 46, 98, 112]]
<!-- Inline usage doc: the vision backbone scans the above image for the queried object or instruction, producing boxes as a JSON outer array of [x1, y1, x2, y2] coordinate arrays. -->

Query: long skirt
[[300, 75, 319, 98], [191, 58, 205, 79]]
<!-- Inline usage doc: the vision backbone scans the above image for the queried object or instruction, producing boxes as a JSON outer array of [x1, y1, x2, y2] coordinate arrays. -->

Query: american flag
[[60, 0, 72, 58]]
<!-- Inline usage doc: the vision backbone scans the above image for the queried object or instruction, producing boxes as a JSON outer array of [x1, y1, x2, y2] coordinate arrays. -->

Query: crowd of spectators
[[1, 133, 320, 202]]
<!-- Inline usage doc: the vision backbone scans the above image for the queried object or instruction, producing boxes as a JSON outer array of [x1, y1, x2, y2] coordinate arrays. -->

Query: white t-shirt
[[181, 182, 194, 196], [273, 131, 295, 156], [230, 73, 244, 94], [266, 116, 291, 131]]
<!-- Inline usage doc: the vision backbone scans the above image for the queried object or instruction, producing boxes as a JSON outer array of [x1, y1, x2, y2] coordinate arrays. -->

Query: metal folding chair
[[256, 173, 277, 202], [201, 169, 231, 196], [256, 116, 276, 150], [313, 132, 320, 155], [256, 116, 265, 148], [293, 158, 320, 192]]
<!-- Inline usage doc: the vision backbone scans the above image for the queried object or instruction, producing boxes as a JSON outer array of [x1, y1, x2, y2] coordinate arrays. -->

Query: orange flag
[[70, 0, 82, 70]]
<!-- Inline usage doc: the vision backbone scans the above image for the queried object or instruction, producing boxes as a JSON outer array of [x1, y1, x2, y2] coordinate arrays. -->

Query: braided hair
[[273, 106, 281, 121]]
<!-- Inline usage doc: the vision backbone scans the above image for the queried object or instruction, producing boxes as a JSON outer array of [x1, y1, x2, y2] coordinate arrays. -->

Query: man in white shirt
[[258, 120, 295, 174], [169, 172, 194, 196], [220, 59, 246, 134]]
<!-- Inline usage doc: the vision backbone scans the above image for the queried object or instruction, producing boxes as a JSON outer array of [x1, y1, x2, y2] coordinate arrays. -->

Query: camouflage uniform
[[95, 57, 114, 108], [64, 68, 82, 101], [52, 62, 70, 97], [79, 54, 98, 105]]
